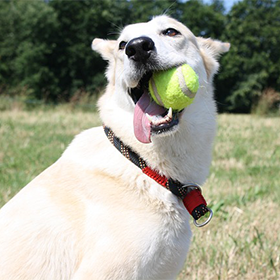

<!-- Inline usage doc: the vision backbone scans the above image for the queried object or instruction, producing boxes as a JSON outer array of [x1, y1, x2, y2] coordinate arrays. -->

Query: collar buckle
[[193, 207, 213, 227], [182, 184, 213, 227]]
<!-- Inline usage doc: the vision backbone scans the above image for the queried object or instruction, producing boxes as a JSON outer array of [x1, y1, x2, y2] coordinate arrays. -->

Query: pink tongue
[[133, 92, 166, 143]]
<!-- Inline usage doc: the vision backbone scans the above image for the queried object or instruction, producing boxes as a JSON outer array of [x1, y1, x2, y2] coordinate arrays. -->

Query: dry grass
[[179, 114, 280, 280], [0, 108, 279, 279], [0, 108, 100, 205]]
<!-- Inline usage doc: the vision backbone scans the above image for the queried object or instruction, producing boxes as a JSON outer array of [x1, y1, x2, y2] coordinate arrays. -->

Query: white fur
[[0, 16, 229, 279]]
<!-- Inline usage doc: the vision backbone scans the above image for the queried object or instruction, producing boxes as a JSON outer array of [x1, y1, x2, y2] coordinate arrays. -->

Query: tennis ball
[[149, 64, 199, 111]]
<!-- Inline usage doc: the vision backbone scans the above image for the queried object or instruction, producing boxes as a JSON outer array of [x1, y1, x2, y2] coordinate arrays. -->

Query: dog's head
[[92, 15, 229, 147]]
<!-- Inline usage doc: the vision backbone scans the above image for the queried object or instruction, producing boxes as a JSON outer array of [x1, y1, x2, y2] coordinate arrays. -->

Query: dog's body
[[0, 16, 229, 279]]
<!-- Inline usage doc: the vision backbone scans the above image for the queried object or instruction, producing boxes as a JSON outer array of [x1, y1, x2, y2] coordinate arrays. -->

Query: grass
[[179, 114, 280, 280], [0, 106, 100, 204], [0, 105, 279, 279]]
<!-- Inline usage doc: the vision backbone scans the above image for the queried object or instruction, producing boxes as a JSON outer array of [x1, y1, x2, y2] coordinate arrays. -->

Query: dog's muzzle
[[125, 36, 181, 144]]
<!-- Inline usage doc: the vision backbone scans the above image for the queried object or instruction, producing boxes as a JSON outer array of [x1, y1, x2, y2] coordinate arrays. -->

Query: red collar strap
[[104, 126, 213, 227]]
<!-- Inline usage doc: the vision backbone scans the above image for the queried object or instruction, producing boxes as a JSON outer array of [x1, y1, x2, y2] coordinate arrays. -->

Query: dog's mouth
[[129, 72, 180, 143]]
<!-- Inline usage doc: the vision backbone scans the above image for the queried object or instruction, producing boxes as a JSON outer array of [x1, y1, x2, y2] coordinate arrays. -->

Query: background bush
[[0, 0, 279, 113]]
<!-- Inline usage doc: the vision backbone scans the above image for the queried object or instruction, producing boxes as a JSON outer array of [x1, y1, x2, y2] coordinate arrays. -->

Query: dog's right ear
[[91, 39, 117, 61]]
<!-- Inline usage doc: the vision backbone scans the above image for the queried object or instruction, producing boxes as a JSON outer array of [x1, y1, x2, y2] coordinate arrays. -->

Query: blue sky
[[203, 0, 241, 12]]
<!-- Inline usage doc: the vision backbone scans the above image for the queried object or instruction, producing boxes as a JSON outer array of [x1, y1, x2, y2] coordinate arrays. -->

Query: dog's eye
[[162, 28, 181, 37], [119, 41, 127, 50]]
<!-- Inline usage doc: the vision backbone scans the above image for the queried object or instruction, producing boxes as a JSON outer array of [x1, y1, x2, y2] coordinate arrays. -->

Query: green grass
[[179, 114, 280, 280], [0, 107, 100, 205], [0, 106, 279, 279]]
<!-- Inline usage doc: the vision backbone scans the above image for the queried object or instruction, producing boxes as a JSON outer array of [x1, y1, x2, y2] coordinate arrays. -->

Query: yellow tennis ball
[[149, 64, 199, 111]]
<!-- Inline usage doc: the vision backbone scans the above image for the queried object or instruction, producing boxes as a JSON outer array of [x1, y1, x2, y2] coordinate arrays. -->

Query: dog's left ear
[[92, 38, 117, 61], [197, 37, 230, 81]]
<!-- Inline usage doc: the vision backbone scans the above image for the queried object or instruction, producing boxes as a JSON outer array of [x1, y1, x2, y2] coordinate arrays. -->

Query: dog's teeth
[[164, 115, 171, 123], [167, 107, 172, 119], [147, 110, 173, 126]]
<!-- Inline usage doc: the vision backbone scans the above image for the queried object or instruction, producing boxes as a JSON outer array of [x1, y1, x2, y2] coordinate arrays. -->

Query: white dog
[[0, 16, 229, 279]]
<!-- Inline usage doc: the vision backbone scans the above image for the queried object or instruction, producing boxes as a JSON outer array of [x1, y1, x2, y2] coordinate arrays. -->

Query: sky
[[203, 0, 241, 13]]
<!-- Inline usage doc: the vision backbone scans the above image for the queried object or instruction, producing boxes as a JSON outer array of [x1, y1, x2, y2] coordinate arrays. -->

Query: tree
[[48, 0, 130, 100], [0, 0, 59, 99], [128, 0, 181, 23], [215, 0, 280, 112], [180, 0, 226, 38], [0, 0, 279, 113], [0, 0, 133, 101]]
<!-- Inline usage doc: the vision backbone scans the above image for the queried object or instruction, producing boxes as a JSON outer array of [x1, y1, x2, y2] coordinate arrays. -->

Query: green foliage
[[180, 0, 226, 38], [0, 0, 279, 113], [0, 0, 132, 101], [128, 0, 182, 22], [216, 0, 280, 112], [0, 0, 59, 98]]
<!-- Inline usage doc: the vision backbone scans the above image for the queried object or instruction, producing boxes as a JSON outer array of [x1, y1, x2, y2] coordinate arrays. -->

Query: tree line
[[0, 0, 279, 113]]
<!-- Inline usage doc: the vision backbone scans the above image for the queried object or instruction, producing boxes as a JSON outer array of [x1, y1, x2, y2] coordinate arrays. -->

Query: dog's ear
[[197, 37, 230, 81], [92, 39, 117, 83], [92, 39, 117, 61]]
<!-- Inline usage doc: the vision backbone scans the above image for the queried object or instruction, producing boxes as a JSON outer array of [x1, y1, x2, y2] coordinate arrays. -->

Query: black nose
[[125, 36, 155, 62]]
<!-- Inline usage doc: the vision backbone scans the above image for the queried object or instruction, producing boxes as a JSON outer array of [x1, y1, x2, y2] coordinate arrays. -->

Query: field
[[0, 106, 279, 280]]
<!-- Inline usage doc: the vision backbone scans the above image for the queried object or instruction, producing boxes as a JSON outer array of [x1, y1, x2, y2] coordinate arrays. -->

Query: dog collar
[[104, 126, 213, 227]]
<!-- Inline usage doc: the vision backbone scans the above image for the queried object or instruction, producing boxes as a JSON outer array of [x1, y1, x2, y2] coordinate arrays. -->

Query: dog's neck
[[98, 88, 216, 186], [103, 125, 212, 227]]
